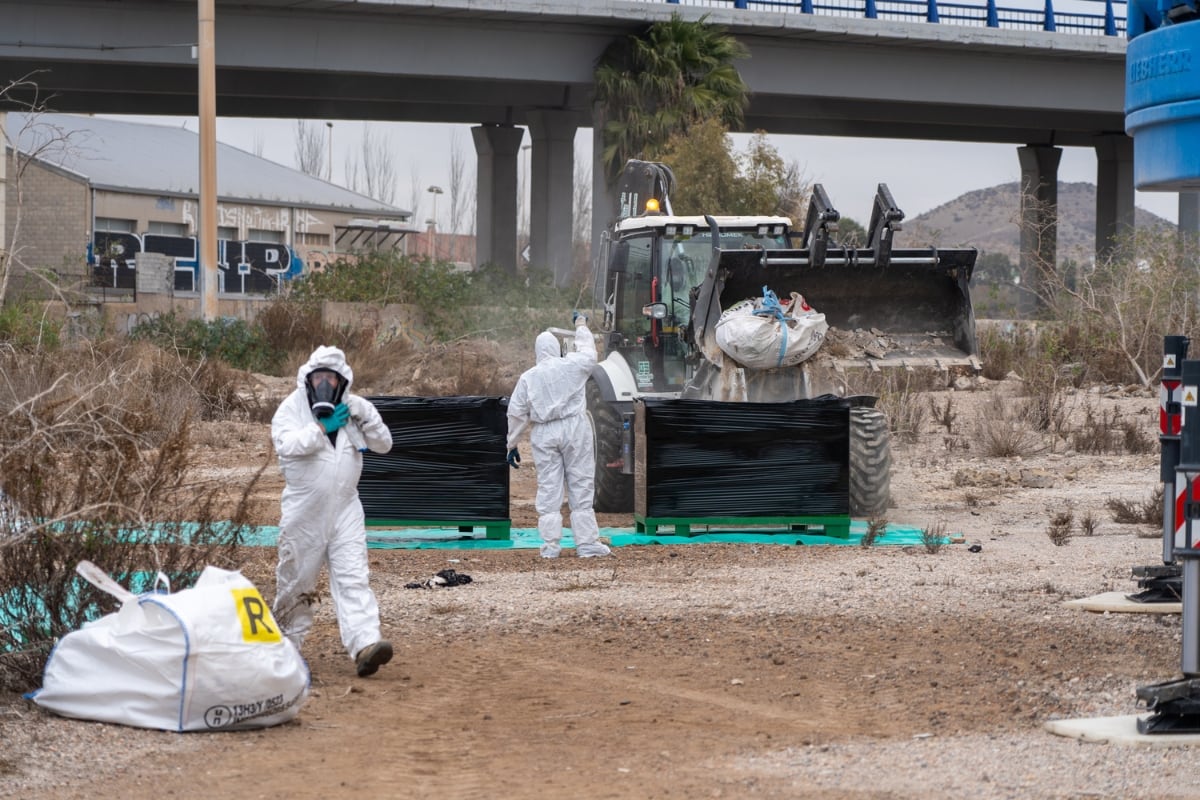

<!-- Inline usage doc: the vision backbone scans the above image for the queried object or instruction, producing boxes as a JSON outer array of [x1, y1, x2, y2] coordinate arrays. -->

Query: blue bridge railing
[[663, 0, 1126, 36]]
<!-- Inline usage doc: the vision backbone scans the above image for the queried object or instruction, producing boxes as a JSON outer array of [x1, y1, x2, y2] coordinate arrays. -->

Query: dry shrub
[[930, 395, 957, 433], [1106, 485, 1164, 529], [1070, 404, 1155, 455], [856, 372, 928, 443], [1080, 510, 1099, 536], [386, 340, 523, 397], [258, 297, 380, 382], [860, 517, 887, 548], [921, 520, 946, 554], [255, 298, 326, 355], [1015, 369, 1072, 437], [1120, 416, 1155, 455], [973, 394, 1046, 457], [0, 342, 260, 692], [1047, 510, 1074, 546], [977, 322, 1039, 381], [344, 338, 413, 394]]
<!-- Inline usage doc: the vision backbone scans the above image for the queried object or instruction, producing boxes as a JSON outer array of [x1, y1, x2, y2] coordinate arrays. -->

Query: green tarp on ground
[[240, 521, 949, 550]]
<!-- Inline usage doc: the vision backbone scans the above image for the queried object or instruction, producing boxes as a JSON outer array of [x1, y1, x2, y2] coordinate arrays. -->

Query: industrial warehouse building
[[2, 112, 420, 318]]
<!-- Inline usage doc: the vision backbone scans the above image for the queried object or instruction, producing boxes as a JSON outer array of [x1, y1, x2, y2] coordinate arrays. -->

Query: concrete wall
[[89, 296, 428, 343], [134, 252, 174, 295]]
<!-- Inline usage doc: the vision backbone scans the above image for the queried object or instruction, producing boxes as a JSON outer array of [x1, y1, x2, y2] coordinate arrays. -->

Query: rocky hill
[[897, 181, 1174, 261]]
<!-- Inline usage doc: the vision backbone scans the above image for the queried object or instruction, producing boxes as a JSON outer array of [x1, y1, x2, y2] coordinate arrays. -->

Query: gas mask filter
[[306, 369, 346, 419]]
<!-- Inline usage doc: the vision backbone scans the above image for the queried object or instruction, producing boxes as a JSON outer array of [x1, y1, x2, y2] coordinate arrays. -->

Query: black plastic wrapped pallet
[[358, 396, 510, 521], [634, 397, 850, 519]]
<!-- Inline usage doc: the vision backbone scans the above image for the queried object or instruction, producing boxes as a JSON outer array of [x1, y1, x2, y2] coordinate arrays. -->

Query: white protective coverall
[[506, 324, 610, 558], [271, 346, 394, 661]]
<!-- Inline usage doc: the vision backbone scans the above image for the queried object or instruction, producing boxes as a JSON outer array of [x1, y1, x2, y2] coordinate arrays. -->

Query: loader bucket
[[691, 246, 979, 371]]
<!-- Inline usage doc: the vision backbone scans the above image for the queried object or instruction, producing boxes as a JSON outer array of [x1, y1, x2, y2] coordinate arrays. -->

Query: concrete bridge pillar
[[1180, 193, 1200, 240], [472, 123, 524, 274], [590, 114, 617, 305], [1017, 144, 1062, 317], [1093, 134, 1135, 264], [526, 110, 580, 288]]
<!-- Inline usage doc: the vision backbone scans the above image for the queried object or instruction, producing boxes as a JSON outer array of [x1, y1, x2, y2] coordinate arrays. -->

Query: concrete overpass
[[0, 0, 1146, 284]]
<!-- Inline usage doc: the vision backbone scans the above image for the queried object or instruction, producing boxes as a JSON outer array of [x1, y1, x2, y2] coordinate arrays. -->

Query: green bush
[[288, 252, 474, 340], [0, 301, 61, 351], [129, 312, 283, 374]]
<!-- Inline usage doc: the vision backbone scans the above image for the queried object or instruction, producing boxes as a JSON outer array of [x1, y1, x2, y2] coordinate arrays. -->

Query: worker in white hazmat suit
[[506, 314, 612, 559], [271, 345, 395, 678]]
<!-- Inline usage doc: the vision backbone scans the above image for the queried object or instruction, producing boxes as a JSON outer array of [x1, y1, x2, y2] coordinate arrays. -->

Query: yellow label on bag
[[232, 588, 283, 643]]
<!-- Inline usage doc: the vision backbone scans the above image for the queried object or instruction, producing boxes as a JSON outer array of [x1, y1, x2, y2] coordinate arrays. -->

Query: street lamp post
[[326, 122, 333, 181], [427, 185, 444, 259]]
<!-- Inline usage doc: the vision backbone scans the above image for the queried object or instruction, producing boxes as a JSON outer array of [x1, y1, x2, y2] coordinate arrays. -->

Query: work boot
[[576, 542, 612, 558], [355, 640, 393, 678]]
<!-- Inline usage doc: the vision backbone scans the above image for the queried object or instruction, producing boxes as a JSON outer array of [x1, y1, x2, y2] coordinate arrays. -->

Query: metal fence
[[662, 0, 1125, 36]]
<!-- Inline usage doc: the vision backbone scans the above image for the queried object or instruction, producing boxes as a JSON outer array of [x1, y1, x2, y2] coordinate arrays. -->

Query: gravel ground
[[4, 380, 1200, 798]]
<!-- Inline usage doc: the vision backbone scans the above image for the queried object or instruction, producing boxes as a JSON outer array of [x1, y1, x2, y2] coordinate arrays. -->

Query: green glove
[[320, 402, 350, 434]]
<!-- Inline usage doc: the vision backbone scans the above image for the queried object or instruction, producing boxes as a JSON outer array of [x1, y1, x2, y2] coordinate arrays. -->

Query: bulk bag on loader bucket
[[715, 287, 828, 369], [28, 561, 310, 732]]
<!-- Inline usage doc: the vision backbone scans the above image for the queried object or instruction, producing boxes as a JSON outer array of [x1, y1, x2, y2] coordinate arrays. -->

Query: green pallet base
[[634, 515, 850, 539], [365, 519, 512, 541]]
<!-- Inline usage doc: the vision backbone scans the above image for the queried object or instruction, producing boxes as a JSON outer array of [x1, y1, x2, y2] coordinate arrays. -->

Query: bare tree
[[0, 76, 88, 310], [343, 148, 360, 198], [343, 125, 397, 205], [293, 120, 326, 178], [1021, 189, 1199, 387], [447, 130, 472, 236], [572, 158, 594, 288], [409, 162, 423, 223], [360, 125, 397, 205], [572, 158, 592, 249]]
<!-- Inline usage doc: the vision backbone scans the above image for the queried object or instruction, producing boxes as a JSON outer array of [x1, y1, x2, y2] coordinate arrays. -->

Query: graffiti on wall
[[179, 202, 327, 236], [89, 232, 304, 294]]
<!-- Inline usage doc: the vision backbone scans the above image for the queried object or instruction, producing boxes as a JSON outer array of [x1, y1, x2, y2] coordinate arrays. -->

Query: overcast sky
[[104, 115, 1182, 231]]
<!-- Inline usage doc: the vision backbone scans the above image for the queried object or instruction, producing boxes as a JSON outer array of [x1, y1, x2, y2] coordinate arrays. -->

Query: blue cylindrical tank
[[1125, 21, 1200, 191]]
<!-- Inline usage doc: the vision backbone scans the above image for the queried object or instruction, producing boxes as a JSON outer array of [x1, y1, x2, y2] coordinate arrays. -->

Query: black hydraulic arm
[[866, 184, 905, 270], [800, 184, 840, 269]]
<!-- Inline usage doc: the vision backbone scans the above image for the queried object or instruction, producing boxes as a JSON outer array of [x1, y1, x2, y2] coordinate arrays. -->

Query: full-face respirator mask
[[305, 369, 347, 419]]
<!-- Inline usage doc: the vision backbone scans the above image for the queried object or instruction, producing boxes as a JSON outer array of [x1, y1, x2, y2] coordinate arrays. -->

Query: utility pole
[[0, 112, 7, 286], [198, 0, 218, 321]]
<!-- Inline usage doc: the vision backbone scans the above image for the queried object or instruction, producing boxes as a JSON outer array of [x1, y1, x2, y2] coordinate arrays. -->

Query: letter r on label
[[233, 588, 283, 643]]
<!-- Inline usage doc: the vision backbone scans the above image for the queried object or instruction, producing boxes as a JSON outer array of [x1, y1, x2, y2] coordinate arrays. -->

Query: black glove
[[506, 448, 521, 469]]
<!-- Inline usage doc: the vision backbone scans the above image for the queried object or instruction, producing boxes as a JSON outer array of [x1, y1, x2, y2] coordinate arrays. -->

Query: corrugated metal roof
[[7, 113, 408, 217]]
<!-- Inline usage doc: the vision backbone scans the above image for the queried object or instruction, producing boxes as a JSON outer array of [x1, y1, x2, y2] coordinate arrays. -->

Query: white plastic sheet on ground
[[715, 288, 828, 369], [29, 561, 310, 732]]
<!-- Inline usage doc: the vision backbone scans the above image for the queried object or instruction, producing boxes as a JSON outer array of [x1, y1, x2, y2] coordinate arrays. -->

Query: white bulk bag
[[715, 288, 828, 369], [29, 561, 310, 732]]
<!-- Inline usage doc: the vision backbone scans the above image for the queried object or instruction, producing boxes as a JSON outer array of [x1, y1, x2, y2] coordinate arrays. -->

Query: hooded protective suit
[[271, 346, 393, 661], [506, 324, 609, 558]]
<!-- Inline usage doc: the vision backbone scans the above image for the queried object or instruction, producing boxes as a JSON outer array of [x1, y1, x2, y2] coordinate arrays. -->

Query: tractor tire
[[849, 406, 892, 518], [586, 380, 634, 513]]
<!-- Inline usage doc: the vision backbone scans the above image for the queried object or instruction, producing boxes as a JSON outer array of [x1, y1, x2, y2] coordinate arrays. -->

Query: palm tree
[[594, 13, 750, 187]]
